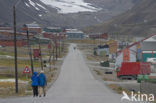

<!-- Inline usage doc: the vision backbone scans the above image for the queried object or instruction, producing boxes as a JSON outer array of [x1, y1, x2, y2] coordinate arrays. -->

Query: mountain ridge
[[83, 0, 156, 36], [0, 0, 139, 28]]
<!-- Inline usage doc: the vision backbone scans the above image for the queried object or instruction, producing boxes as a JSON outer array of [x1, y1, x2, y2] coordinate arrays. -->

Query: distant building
[[30, 35, 51, 45], [94, 45, 109, 57], [115, 42, 137, 68], [106, 40, 118, 54], [118, 41, 129, 49], [141, 35, 156, 62], [22, 23, 42, 34], [0, 30, 29, 47], [43, 27, 66, 40], [115, 34, 156, 67], [43, 27, 63, 33], [66, 29, 85, 40], [43, 32, 65, 40], [89, 33, 108, 39]]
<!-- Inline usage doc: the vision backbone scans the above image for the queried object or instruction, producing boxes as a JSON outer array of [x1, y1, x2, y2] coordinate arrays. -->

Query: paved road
[[0, 44, 138, 103]]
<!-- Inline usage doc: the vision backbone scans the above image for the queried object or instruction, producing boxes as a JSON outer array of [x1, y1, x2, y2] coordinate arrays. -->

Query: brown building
[[0, 30, 32, 47], [106, 40, 118, 54], [0, 40, 27, 47], [89, 33, 108, 39]]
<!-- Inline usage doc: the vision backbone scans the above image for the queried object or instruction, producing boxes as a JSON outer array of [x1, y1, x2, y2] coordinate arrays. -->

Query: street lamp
[[55, 34, 58, 61], [38, 34, 44, 70], [25, 26, 34, 74]]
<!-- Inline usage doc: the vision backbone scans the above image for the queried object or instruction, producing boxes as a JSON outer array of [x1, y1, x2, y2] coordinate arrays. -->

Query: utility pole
[[26, 29, 34, 74], [13, 6, 18, 93], [55, 35, 58, 61], [48, 41, 53, 71], [53, 44, 55, 65], [38, 35, 44, 70], [59, 38, 61, 56], [62, 39, 64, 52], [55, 40, 58, 61]]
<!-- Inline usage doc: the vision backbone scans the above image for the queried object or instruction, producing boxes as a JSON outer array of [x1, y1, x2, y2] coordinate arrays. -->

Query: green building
[[43, 27, 63, 33], [66, 29, 85, 40], [141, 35, 156, 62]]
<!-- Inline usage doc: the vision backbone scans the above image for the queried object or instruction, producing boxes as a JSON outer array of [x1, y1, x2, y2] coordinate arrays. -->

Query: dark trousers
[[32, 86, 38, 97]]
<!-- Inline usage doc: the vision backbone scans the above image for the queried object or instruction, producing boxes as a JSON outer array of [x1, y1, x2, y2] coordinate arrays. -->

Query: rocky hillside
[[0, 0, 47, 25], [0, 0, 139, 28], [84, 0, 156, 36]]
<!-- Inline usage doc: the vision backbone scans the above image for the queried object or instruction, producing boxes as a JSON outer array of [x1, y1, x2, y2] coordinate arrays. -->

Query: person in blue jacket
[[31, 72, 39, 97], [38, 70, 47, 97]]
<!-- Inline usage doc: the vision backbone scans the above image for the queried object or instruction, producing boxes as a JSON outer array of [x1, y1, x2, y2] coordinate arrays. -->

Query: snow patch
[[36, 3, 47, 10], [25, 2, 30, 7], [0, 79, 28, 83], [39, 14, 42, 17], [28, 0, 40, 11], [40, 0, 101, 14]]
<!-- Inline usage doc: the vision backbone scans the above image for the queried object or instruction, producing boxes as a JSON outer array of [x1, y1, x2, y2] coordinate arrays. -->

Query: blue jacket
[[38, 73, 47, 86], [31, 72, 39, 86]]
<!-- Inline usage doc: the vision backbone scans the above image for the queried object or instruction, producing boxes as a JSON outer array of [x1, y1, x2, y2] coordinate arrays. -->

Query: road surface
[[0, 44, 137, 103]]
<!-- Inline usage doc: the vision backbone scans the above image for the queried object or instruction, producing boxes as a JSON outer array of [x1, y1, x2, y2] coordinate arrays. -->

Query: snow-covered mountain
[[0, 0, 49, 26], [0, 0, 139, 28], [40, 0, 100, 14]]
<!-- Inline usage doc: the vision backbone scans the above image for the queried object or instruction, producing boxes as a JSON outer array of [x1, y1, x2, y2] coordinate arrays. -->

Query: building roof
[[117, 34, 156, 55], [141, 42, 156, 51], [46, 27, 61, 30], [24, 23, 41, 28], [66, 29, 84, 33], [67, 31, 83, 34], [66, 29, 84, 34], [66, 29, 77, 31], [144, 35, 156, 42], [43, 27, 63, 33]]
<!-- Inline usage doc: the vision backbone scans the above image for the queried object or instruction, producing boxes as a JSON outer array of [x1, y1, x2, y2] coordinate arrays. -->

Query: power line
[[17, 6, 42, 23], [15, 0, 22, 7]]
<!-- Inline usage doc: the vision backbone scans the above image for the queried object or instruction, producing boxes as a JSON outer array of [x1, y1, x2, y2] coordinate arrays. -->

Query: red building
[[0, 40, 27, 47], [89, 33, 108, 39], [43, 32, 66, 40], [22, 23, 42, 34], [0, 30, 31, 47]]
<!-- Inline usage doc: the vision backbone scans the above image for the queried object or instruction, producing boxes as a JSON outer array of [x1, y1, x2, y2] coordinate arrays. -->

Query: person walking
[[38, 70, 47, 97], [31, 72, 39, 97]]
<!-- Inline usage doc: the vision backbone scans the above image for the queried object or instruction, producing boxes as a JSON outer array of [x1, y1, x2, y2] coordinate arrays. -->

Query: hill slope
[[84, 0, 156, 36], [0, 0, 138, 28]]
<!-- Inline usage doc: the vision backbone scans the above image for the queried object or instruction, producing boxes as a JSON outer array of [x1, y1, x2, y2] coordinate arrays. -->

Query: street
[[0, 44, 136, 103]]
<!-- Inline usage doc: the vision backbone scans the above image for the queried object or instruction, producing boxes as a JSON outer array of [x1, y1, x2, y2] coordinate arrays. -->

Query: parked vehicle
[[100, 61, 110, 67], [147, 58, 156, 64], [116, 62, 151, 80]]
